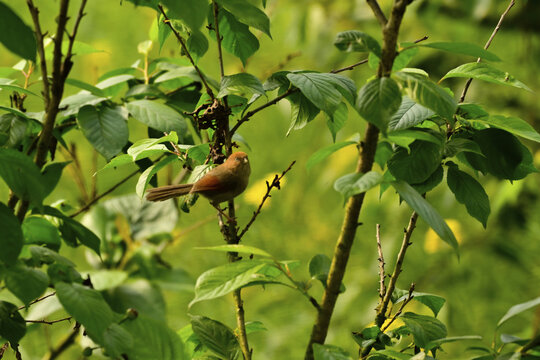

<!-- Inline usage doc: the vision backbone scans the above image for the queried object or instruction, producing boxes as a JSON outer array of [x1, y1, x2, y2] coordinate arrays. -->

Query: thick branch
[[459, 0, 515, 102], [158, 5, 215, 99], [376, 224, 386, 300], [304, 1, 411, 358]]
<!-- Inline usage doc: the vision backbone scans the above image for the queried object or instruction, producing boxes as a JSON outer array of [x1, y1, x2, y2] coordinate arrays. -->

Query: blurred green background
[[1, 0, 540, 359]]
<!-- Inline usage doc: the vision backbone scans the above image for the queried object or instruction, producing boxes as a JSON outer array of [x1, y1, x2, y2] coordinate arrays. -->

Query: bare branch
[[459, 0, 515, 103], [380, 283, 415, 332], [376, 224, 386, 301], [375, 211, 418, 327], [212, 1, 226, 79], [18, 292, 56, 310], [26, 0, 50, 107], [238, 161, 296, 240], [26, 316, 72, 325]]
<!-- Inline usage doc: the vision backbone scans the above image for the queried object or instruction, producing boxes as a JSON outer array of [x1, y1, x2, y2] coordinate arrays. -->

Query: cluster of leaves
[[0, 0, 539, 358]]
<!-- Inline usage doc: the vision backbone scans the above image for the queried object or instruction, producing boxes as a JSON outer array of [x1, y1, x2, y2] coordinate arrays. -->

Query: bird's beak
[[243, 158, 248, 164]]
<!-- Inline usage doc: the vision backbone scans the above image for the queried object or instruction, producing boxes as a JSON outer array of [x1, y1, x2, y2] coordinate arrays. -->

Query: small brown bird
[[146, 151, 251, 205]]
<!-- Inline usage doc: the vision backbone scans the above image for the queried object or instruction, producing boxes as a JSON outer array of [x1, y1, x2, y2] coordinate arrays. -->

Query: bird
[[146, 151, 251, 206]]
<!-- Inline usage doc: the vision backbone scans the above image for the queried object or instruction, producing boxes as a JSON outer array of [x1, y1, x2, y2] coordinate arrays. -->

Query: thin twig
[[18, 292, 56, 310], [331, 59, 369, 74], [26, 316, 72, 325], [376, 224, 386, 301], [42, 323, 81, 360], [63, 0, 88, 78], [231, 88, 297, 134], [26, 0, 50, 107], [366, 0, 388, 26], [69, 168, 140, 218], [212, 1, 226, 79], [158, 5, 215, 99], [237, 161, 296, 240], [459, 0, 515, 103], [380, 283, 415, 332], [375, 211, 418, 327], [276, 261, 320, 310]]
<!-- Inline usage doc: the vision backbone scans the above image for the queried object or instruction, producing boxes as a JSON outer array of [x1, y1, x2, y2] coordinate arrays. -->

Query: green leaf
[[162, 0, 207, 30], [426, 335, 482, 351], [103, 280, 166, 321], [401, 312, 447, 349], [286, 91, 320, 135], [441, 63, 531, 91], [77, 105, 129, 160], [312, 343, 353, 360], [41, 161, 70, 198], [28, 246, 75, 267], [191, 315, 240, 360], [65, 78, 106, 97], [217, 73, 265, 98], [190, 260, 278, 306], [127, 132, 178, 161], [103, 323, 134, 359], [375, 142, 393, 169], [0, 301, 26, 344], [217, 0, 271, 38], [95, 74, 135, 96], [0, 2, 36, 61], [387, 129, 443, 147], [420, 42, 500, 62], [388, 96, 435, 131], [392, 47, 419, 71], [394, 71, 457, 120], [498, 296, 540, 328], [59, 92, 108, 117], [127, 100, 188, 135], [469, 115, 540, 143], [0, 105, 32, 120], [55, 282, 114, 343], [210, 8, 259, 65], [0, 148, 45, 208], [394, 289, 446, 317], [55, 282, 115, 343], [391, 181, 459, 253], [0, 113, 27, 148], [357, 77, 402, 132], [136, 155, 177, 197], [371, 349, 410, 360], [334, 171, 382, 202], [326, 102, 348, 141], [308, 254, 346, 292], [443, 138, 483, 158], [43, 206, 101, 255], [245, 321, 267, 334], [463, 128, 537, 180], [306, 141, 357, 170], [0, 203, 23, 265], [4, 263, 49, 305], [195, 244, 273, 258], [0, 84, 40, 98], [187, 30, 209, 62], [121, 314, 187, 360], [447, 163, 490, 228], [22, 216, 61, 250], [333, 30, 381, 56], [411, 165, 443, 195], [287, 72, 344, 114], [387, 140, 442, 184]]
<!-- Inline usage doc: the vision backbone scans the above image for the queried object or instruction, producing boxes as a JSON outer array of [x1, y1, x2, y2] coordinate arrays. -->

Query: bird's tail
[[146, 184, 193, 202]]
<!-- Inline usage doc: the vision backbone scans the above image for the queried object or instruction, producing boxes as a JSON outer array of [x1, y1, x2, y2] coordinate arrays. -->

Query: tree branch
[[366, 0, 388, 26], [26, 0, 50, 108], [237, 161, 296, 240], [42, 323, 81, 360], [26, 316, 72, 325], [304, 1, 411, 358], [376, 224, 386, 301], [459, 0, 515, 103], [212, 1, 226, 79], [158, 4, 215, 99], [375, 211, 418, 327]]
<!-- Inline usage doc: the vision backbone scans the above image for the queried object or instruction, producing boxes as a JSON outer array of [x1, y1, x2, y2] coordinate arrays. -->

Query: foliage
[[0, 0, 539, 359]]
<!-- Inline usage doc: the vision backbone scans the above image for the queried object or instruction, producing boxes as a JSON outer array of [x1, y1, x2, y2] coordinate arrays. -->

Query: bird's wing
[[191, 173, 222, 192]]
